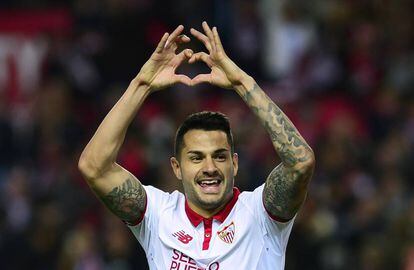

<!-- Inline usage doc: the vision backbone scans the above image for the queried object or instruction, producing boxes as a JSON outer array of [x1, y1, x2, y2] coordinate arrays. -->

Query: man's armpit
[[100, 177, 147, 224]]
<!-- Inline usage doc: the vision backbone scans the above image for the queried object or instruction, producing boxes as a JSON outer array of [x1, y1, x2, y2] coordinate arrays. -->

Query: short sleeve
[[242, 184, 296, 253], [127, 185, 171, 252]]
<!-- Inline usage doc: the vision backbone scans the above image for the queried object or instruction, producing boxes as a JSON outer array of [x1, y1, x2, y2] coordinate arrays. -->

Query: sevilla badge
[[217, 222, 235, 244]]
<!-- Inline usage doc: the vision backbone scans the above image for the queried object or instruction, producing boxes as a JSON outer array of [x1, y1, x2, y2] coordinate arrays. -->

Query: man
[[78, 22, 315, 269]]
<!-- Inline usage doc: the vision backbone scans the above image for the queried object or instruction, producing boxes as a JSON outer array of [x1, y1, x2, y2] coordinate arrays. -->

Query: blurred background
[[0, 0, 413, 269]]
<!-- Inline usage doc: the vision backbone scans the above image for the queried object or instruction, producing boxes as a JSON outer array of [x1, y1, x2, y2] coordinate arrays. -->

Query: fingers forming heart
[[158, 22, 229, 87]]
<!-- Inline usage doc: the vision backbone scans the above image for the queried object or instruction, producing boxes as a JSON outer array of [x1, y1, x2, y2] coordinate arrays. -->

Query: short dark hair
[[174, 111, 234, 158]]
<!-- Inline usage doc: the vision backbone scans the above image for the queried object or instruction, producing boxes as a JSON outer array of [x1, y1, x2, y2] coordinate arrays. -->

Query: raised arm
[[190, 22, 315, 221], [237, 83, 314, 221], [78, 25, 193, 224]]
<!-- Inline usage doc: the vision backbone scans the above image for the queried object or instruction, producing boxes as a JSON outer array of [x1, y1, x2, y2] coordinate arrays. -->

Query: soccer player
[[78, 22, 315, 270]]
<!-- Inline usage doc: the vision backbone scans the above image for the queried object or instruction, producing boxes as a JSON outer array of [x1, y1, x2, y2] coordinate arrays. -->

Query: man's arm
[[78, 25, 193, 224], [234, 81, 315, 221], [190, 22, 315, 221]]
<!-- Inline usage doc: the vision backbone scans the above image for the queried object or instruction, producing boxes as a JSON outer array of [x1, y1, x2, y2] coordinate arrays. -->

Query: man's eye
[[190, 156, 202, 161], [215, 155, 226, 161]]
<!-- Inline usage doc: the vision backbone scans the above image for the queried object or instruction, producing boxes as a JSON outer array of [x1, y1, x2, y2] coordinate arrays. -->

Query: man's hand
[[189, 22, 248, 89], [135, 25, 193, 92]]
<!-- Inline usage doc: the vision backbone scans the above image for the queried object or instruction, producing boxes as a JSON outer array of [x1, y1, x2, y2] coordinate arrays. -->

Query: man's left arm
[[234, 80, 315, 221], [190, 22, 315, 221]]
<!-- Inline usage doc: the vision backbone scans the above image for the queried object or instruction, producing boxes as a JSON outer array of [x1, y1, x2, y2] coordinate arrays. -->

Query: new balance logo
[[173, 230, 193, 244]]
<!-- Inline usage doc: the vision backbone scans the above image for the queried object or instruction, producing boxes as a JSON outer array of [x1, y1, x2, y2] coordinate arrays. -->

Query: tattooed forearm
[[236, 81, 315, 218], [101, 178, 146, 223], [241, 83, 313, 167], [263, 164, 312, 219]]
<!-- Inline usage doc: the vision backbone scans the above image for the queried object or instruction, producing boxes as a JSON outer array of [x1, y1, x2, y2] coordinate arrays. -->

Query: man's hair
[[174, 111, 234, 158]]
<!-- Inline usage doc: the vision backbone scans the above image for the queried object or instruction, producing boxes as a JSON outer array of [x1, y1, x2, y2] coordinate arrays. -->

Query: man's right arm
[[78, 25, 193, 224], [78, 82, 150, 224]]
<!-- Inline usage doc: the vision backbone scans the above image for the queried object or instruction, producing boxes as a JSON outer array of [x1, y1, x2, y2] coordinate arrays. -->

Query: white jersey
[[127, 184, 295, 270]]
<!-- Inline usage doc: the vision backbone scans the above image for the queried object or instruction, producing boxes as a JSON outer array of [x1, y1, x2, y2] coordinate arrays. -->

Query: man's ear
[[232, 153, 239, 177], [170, 157, 182, 180]]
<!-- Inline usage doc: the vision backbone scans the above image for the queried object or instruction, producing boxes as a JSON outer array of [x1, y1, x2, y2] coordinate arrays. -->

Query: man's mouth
[[196, 178, 223, 193]]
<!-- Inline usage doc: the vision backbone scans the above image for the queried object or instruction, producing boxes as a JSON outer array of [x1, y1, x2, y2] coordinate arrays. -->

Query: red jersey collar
[[185, 187, 240, 227]]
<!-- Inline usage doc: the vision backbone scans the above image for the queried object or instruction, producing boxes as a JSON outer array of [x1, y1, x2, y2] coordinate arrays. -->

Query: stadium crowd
[[0, 0, 413, 269]]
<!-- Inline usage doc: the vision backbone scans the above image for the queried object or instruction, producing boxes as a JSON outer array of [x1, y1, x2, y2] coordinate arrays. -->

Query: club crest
[[217, 222, 235, 244]]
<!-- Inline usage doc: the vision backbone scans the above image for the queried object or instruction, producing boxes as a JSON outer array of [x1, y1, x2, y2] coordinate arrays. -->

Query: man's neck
[[188, 192, 233, 219]]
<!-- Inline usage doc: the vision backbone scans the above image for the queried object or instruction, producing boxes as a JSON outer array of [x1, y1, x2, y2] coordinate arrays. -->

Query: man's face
[[171, 129, 238, 213]]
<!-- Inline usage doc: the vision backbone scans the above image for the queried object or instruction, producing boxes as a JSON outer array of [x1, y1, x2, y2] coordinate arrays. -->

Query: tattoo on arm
[[239, 83, 315, 218], [263, 164, 312, 219], [241, 83, 313, 167], [101, 178, 146, 223]]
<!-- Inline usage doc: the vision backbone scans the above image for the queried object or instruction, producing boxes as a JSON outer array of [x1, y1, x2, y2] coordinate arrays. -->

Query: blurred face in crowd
[[170, 129, 238, 216]]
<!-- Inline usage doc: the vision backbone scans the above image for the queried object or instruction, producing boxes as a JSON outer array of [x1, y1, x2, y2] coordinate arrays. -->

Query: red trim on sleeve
[[262, 194, 292, 223], [124, 192, 148, 226]]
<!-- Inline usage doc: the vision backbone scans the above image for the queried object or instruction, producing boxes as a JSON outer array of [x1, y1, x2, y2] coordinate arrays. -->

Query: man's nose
[[202, 157, 218, 175]]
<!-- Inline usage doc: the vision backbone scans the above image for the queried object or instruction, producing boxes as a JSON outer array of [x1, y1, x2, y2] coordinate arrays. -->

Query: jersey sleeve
[[126, 185, 171, 252], [247, 184, 296, 253]]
